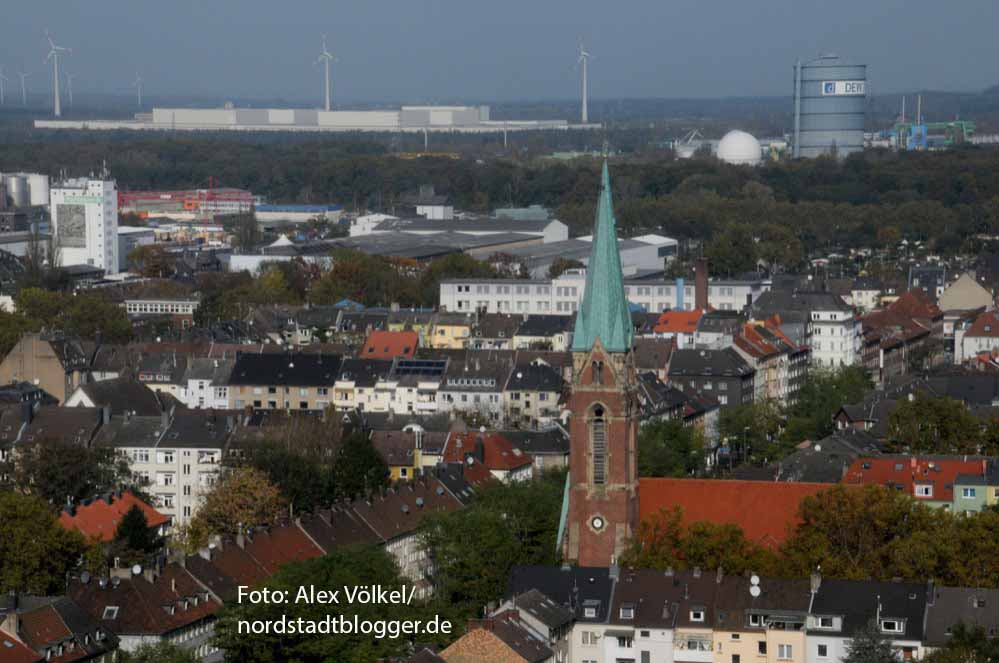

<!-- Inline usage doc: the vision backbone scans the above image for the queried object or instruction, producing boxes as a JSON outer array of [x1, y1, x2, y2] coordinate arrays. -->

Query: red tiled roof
[[888, 288, 943, 320], [444, 432, 533, 472], [18, 607, 72, 662], [842, 456, 987, 503], [0, 636, 41, 663], [361, 330, 419, 359], [964, 310, 999, 339], [653, 310, 703, 335], [59, 492, 171, 543], [242, 523, 323, 574], [638, 478, 832, 549]]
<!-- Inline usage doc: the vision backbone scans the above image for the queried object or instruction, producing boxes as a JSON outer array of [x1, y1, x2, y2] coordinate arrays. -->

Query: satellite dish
[[750, 585, 762, 598], [750, 574, 760, 586], [132, 564, 142, 576], [80, 572, 91, 584]]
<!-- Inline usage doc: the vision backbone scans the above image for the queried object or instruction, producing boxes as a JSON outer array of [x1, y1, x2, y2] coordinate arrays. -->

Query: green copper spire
[[571, 161, 633, 353]]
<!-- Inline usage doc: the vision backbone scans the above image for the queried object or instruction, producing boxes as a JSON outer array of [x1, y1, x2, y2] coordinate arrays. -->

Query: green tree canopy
[[637, 420, 705, 477], [0, 492, 87, 594], [332, 432, 390, 500]]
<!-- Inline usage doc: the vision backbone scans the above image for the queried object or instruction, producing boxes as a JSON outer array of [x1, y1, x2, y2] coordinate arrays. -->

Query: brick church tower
[[562, 162, 639, 568]]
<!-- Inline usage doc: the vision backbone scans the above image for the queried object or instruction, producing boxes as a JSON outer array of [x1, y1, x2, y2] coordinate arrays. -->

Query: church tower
[[563, 161, 640, 567]]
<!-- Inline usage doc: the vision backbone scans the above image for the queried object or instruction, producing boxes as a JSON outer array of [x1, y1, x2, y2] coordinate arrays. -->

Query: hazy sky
[[6, 0, 998, 104]]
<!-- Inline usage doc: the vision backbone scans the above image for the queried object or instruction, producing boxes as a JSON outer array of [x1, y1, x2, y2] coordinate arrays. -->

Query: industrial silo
[[793, 58, 867, 158], [5, 175, 29, 207], [27, 173, 50, 207]]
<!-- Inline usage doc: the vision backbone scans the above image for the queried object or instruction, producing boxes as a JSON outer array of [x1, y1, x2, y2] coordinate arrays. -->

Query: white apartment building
[[810, 307, 862, 368], [50, 177, 119, 274], [440, 270, 769, 316]]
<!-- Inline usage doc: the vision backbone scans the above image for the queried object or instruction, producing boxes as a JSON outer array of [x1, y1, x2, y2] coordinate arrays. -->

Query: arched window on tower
[[591, 405, 606, 485]]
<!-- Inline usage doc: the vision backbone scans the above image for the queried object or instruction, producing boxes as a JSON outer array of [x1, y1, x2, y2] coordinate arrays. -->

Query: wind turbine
[[17, 71, 30, 107], [316, 35, 336, 111], [133, 72, 143, 108], [577, 41, 591, 124], [45, 30, 71, 117], [0, 67, 8, 106], [65, 72, 76, 107]]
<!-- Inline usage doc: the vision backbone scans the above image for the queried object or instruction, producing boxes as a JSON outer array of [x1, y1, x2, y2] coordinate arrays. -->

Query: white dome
[[716, 130, 762, 166]]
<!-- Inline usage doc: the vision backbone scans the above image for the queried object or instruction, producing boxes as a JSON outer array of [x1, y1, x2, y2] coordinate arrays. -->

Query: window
[[591, 406, 606, 485], [758, 642, 767, 655], [749, 614, 763, 627], [962, 487, 977, 499], [818, 616, 834, 629], [690, 609, 705, 622], [778, 644, 792, 660], [817, 644, 829, 658], [730, 634, 741, 641], [915, 484, 932, 497], [974, 597, 987, 608], [620, 604, 635, 620], [102, 606, 119, 620], [617, 636, 633, 648], [732, 656, 741, 663], [881, 620, 903, 634], [581, 631, 598, 646]]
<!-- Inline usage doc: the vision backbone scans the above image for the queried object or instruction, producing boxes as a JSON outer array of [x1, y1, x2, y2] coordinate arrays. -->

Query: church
[[558, 162, 829, 568], [561, 161, 641, 567]]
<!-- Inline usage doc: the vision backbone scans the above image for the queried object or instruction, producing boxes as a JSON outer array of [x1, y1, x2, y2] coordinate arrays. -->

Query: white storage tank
[[716, 130, 763, 166], [27, 173, 50, 207]]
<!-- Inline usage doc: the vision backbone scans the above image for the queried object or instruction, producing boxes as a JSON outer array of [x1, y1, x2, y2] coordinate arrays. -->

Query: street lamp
[[793, 53, 839, 158]]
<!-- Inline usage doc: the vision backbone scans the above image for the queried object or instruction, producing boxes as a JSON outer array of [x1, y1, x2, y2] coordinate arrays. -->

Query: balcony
[[674, 635, 714, 663]]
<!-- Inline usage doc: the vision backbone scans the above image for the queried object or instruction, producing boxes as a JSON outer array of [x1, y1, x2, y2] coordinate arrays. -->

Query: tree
[[621, 506, 778, 575], [547, 257, 584, 279], [236, 441, 336, 514], [719, 399, 784, 465], [15, 437, 135, 505], [637, 420, 704, 477], [887, 393, 983, 454], [229, 213, 261, 250], [123, 642, 199, 663], [781, 485, 954, 581], [187, 467, 286, 545], [114, 505, 160, 556], [212, 547, 446, 663], [128, 245, 174, 278], [783, 367, 870, 443], [844, 620, 901, 663], [924, 623, 999, 663], [0, 492, 87, 594], [420, 470, 565, 616], [332, 432, 390, 500]]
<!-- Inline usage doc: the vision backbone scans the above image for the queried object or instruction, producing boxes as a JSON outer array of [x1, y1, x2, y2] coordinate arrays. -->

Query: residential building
[[469, 314, 522, 350], [923, 587, 999, 654], [733, 320, 809, 405], [908, 265, 946, 299], [429, 313, 474, 349], [183, 358, 234, 410], [440, 616, 554, 663], [379, 358, 448, 416], [228, 353, 343, 411], [806, 578, 926, 663], [438, 354, 512, 423], [50, 176, 119, 274], [360, 330, 419, 360], [842, 456, 991, 511], [955, 310, 999, 364], [713, 574, 811, 663], [501, 428, 570, 472], [0, 334, 92, 403], [123, 297, 200, 331], [693, 310, 746, 349], [859, 310, 933, 386], [513, 316, 574, 352], [938, 272, 994, 311], [0, 596, 119, 663], [504, 361, 564, 429], [371, 429, 423, 481], [653, 309, 704, 348], [633, 338, 674, 381], [332, 357, 394, 412], [442, 431, 534, 483], [667, 348, 756, 409], [751, 291, 861, 368]]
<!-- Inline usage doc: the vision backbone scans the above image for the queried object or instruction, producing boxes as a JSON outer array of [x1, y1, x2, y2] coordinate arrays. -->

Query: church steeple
[[571, 161, 633, 354]]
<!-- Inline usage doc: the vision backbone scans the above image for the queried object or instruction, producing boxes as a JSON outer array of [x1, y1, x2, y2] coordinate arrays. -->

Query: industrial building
[[439, 270, 770, 315], [118, 226, 156, 271], [118, 187, 254, 219], [34, 105, 586, 134], [498, 234, 677, 278], [255, 204, 343, 225], [50, 176, 120, 275], [793, 57, 867, 158], [361, 215, 569, 243]]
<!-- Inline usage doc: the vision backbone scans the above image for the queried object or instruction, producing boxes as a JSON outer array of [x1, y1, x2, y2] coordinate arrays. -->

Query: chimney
[[1, 597, 20, 637], [810, 571, 822, 594], [716, 567, 724, 584], [474, 435, 485, 463], [695, 257, 708, 311], [102, 405, 111, 426], [236, 532, 246, 549]]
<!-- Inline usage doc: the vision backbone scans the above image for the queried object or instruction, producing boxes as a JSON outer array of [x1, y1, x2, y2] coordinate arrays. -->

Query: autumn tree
[[128, 245, 174, 278], [547, 257, 584, 279], [0, 492, 87, 594], [124, 642, 199, 663], [187, 467, 286, 545]]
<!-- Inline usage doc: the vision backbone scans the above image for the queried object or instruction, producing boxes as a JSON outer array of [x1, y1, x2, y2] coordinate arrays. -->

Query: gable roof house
[[227, 352, 343, 411], [59, 491, 171, 543], [0, 334, 92, 404]]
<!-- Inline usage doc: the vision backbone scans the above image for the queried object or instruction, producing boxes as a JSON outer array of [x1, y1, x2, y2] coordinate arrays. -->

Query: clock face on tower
[[591, 516, 605, 531]]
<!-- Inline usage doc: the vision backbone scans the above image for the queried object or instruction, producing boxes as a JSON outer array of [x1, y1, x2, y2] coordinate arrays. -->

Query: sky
[[5, 0, 998, 105]]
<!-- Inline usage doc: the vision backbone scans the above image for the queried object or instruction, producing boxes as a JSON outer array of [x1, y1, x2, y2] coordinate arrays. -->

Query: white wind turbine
[[0, 67, 8, 106], [65, 72, 76, 107], [133, 72, 144, 108], [316, 35, 336, 111], [45, 30, 71, 117], [17, 71, 30, 107], [577, 41, 592, 124]]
